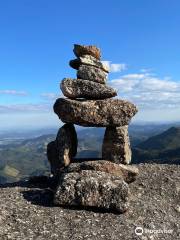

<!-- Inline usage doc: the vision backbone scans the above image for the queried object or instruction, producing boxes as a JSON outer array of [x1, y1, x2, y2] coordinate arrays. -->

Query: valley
[[0, 123, 180, 184]]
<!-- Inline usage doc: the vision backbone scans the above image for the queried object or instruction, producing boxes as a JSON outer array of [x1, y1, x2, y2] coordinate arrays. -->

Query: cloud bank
[[0, 103, 51, 113], [110, 72, 180, 110], [40, 92, 60, 101], [1, 70, 180, 124], [0, 90, 28, 96]]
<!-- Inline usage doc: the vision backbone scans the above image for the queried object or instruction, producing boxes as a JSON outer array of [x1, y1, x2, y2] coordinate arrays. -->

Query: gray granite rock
[[56, 123, 77, 167], [47, 123, 77, 175], [0, 164, 179, 239], [60, 78, 117, 99], [54, 170, 129, 213], [69, 55, 109, 73], [77, 65, 107, 84], [73, 44, 101, 59], [102, 125, 132, 164], [63, 160, 139, 183], [47, 141, 59, 175], [54, 98, 138, 127]]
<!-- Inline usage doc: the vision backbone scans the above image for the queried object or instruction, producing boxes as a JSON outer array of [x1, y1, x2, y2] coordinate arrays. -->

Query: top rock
[[73, 44, 101, 60]]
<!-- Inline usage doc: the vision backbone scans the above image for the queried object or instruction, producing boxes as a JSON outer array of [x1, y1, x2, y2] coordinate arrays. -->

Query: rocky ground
[[0, 163, 179, 240]]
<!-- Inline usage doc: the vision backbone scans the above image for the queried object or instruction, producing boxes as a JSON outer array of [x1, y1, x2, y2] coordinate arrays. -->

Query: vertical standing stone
[[56, 123, 77, 164], [47, 141, 59, 175], [102, 125, 131, 164], [47, 123, 77, 176]]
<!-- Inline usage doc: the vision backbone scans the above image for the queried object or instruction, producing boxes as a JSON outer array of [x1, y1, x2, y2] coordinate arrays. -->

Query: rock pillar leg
[[47, 141, 59, 175], [102, 125, 131, 164], [47, 123, 77, 175]]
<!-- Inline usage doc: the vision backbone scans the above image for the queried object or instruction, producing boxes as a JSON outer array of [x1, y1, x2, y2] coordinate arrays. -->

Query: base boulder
[[64, 160, 139, 183], [54, 170, 129, 213]]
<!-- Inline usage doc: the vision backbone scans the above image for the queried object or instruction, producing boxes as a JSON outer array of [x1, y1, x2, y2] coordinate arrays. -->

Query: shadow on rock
[[0, 175, 58, 189], [21, 188, 54, 207], [22, 188, 124, 214], [0, 180, 30, 189], [54, 204, 125, 215]]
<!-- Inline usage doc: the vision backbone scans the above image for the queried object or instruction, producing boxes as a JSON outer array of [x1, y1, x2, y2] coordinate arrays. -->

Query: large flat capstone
[[54, 98, 138, 127], [54, 170, 129, 213]]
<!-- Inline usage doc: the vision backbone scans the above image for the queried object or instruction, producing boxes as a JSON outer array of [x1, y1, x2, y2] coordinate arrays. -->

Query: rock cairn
[[47, 44, 138, 213]]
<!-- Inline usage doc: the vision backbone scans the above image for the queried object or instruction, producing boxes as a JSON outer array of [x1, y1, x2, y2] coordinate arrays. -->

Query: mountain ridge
[[1, 125, 180, 183], [137, 127, 180, 151]]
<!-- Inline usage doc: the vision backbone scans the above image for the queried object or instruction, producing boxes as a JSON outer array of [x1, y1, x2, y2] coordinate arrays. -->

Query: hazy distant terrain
[[0, 123, 180, 183], [0, 135, 54, 183], [133, 127, 180, 164]]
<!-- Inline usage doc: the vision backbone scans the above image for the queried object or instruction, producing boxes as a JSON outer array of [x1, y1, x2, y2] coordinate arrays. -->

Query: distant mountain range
[[0, 134, 54, 183], [0, 124, 180, 183], [137, 127, 180, 150], [133, 127, 180, 164]]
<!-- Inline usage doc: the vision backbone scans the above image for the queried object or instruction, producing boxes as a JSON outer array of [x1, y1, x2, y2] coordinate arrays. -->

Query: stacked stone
[[47, 44, 138, 213]]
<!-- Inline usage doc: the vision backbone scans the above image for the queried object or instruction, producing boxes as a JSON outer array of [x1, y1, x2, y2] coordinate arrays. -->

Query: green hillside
[[137, 127, 180, 150], [1, 126, 180, 183], [133, 127, 180, 164], [0, 134, 54, 183], [0, 132, 101, 183]]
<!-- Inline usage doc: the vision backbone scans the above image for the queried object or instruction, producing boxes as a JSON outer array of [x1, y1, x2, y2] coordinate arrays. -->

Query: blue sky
[[1, 0, 180, 129]]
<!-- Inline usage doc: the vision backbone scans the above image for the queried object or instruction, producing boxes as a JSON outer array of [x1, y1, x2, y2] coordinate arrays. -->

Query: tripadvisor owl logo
[[135, 227, 143, 236], [134, 226, 173, 236]]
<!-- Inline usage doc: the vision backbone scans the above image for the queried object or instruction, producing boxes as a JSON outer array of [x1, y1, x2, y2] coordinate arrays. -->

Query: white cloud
[[41, 92, 60, 101], [0, 103, 52, 113], [140, 68, 153, 73], [102, 61, 127, 73], [0, 90, 28, 96], [0, 113, 60, 130], [0, 92, 61, 114], [110, 72, 180, 111], [110, 63, 127, 72], [1, 71, 180, 124], [0, 102, 60, 129]]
